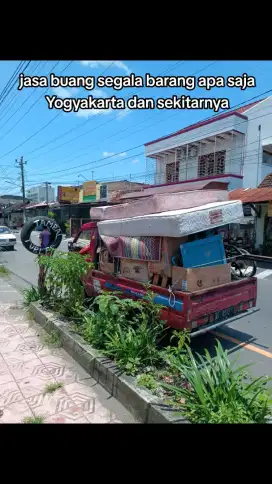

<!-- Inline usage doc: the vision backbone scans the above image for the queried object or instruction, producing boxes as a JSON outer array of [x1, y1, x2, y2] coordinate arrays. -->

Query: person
[[39, 226, 51, 249]]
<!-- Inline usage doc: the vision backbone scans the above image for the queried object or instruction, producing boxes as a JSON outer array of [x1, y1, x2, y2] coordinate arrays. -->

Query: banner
[[268, 201, 272, 217], [83, 181, 97, 202], [57, 186, 80, 203]]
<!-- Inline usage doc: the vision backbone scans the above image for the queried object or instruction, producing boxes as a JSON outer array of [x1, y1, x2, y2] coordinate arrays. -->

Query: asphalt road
[[1, 231, 272, 382]]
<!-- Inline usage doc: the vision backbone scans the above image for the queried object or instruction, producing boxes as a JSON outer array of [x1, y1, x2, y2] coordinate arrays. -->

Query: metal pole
[[257, 124, 262, 186]]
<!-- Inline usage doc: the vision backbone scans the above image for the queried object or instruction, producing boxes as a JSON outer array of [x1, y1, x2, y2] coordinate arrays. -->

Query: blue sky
[[0, 60, 271, 197]]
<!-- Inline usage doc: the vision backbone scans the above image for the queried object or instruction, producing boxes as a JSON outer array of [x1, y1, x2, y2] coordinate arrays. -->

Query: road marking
[[211, 330, 272, 359], [256, 269, 272, 279]]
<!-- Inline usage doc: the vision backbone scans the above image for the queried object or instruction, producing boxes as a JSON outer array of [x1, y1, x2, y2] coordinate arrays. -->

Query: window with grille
[[198, 150, 226, 177], [100, 184, 108, 199], [165, 162, 180, 183]]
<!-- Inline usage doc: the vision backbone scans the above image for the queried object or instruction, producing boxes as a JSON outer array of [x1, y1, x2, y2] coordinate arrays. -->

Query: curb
[[30, 302, 189, 424]]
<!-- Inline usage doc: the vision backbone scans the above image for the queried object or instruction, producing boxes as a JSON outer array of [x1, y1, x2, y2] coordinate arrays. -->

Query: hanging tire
[[20, 217, 63, 255]]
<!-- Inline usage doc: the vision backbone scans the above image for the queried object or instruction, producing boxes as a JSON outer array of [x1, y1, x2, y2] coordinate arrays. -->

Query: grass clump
[[43, 330, 61, 348], [23, 415, 45, 424], [43, 382, 64, 394], [23, 286, 42, 306], [0, 265, 10, 277]]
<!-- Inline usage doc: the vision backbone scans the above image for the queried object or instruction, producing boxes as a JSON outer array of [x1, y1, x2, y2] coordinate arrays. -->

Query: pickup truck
[[68, 221, 258, 337]]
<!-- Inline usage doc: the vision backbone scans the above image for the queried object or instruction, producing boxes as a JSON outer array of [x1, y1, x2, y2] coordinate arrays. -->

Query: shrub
[[23, 286, 42, 306], [38, 251, 92, 317], [161, 340, 272, 424], [76, 291, 166, 374]]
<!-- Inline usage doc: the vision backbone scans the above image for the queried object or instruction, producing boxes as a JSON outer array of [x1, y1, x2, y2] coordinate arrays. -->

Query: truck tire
[[20, 217, 63, 255]]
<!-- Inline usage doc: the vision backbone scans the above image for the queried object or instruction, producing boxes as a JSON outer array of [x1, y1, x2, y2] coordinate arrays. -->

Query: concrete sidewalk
[[0, 276, 135, 423]]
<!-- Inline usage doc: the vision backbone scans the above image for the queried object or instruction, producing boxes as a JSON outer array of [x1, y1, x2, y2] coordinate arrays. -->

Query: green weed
[[23, 286, 42, 306], [137, 373, 158, 392], [0, 265, 9, 277], [43, 330, 61, 348], [23, 415, 45, 424], [43, 382, 64, 394], [161, 340, 272, 423]]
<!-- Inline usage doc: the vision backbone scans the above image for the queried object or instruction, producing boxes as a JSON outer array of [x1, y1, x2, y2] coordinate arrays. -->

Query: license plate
[[214, 306, 237, 322], [0, 240, 7, 244]]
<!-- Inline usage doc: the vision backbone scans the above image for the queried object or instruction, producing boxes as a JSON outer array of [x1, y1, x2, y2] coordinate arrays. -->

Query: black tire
[[20, 217, 63, 255]]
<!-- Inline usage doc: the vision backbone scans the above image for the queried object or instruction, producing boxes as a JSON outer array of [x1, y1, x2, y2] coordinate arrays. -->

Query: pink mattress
[[90, 189, 228, 221]]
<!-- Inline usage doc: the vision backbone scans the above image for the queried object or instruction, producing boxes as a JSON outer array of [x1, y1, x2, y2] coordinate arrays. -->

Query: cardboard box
[[172, 263, 231, 292], [148, 237, 187, 278], [99, 249, 115, 275], [120, 259, 150, 283]]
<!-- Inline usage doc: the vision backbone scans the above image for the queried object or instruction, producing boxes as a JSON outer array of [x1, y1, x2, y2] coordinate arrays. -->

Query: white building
[[144, 97, 272, 191], [26, 184, 55, 203]]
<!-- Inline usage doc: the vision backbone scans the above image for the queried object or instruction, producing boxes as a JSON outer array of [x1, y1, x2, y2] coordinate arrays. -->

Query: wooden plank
[[153, 274, 160, 286], [161, 276, 168, 288]]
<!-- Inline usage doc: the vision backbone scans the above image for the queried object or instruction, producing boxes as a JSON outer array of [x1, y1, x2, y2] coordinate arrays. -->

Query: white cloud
[[102, 151, 127, 158], [81, 60, 131, 74], [52, 87, 72, 98], [131, 159, 139, 164], [103, 151, 115, 157], [76, 108, 112, 119]]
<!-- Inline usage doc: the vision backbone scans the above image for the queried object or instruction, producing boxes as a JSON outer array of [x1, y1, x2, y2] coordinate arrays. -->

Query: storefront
[[229, 188, 272, 255]]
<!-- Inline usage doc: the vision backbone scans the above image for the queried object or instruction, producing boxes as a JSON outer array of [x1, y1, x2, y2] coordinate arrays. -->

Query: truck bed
[[84, 270, 257, 332]]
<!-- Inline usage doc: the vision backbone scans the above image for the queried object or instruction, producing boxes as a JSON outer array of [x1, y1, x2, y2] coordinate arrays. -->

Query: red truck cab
[[68, 222, 258, 337]]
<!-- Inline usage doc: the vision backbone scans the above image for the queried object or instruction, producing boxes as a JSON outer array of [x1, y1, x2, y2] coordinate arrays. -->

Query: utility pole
[[44, 181, 50, 205], [16, 156, 26, 223], [16, 156, 26, 203]]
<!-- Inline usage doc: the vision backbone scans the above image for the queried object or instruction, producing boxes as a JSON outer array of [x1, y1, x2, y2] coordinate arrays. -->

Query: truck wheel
[[20, 217, 63, 255]]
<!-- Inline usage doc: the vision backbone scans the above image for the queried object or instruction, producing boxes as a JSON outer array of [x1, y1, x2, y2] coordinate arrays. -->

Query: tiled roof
[[258, 173, 272, 188], [145, 99, 265, 147], [229, 188, 272, 203]]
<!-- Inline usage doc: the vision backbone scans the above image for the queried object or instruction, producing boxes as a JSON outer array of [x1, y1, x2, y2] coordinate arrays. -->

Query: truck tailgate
[[184, 277, 257, 331]]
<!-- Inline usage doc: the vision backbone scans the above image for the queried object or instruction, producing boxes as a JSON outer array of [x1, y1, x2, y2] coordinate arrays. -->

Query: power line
[[24, 61, 188, 162], [29, 96, 272, 178], [0, 61, 47, 128], [0, 60, 62, 146], [0, 61, 26, 102]]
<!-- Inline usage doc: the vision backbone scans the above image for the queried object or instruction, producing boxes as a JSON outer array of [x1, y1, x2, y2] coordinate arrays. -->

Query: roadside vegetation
[[0, 265, 10, 277], [23, 252, 272, 424]]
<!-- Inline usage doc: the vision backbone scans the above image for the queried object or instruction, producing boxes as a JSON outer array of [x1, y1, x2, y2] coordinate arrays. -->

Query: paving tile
[[45, 413, 89, 423], [18, 374, 56, 399], [0, 326, 18, 337], [0, 381, 23, 407], [26, 389, 76, 418], [6, 358, 50, 381], [0, 365, 15, 384], [0, 400, 33, 423], [0, 335, 25, 354], [23, 327, 43, 339], [3, 350, 37, 364], [22, 337, 52, 358], [41, 355, 89, 384], [64, 381, 96, 413]]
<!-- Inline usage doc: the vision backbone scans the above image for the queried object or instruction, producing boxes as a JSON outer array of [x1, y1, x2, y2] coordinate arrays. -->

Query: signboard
[[268, 201, 272, 217], [57, 186, 80, 203], [83, 181, 97, 202]]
